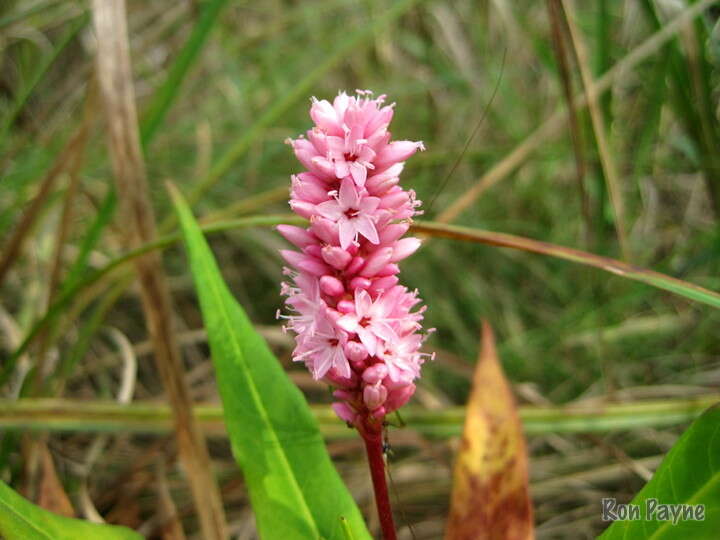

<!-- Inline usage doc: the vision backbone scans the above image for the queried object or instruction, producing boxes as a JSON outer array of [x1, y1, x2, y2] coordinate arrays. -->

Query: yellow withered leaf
[[445, 321, 534, 540]]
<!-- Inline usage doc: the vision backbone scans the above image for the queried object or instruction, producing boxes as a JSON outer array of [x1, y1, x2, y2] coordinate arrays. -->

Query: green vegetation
[[1, 0, 719, 536]]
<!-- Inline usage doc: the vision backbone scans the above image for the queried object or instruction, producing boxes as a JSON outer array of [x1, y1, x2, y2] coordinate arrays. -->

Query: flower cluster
[[278, 90, 432, 432]]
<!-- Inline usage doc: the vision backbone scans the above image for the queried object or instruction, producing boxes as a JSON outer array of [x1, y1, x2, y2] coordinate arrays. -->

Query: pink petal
[[310, 156, 336, 178], [354, 216, 379, 245], [374, 140, 424, 171], [307, 128, 328, 155], [276, 225, 315, 248], [321, 245, 352, 269], [332, 402, 356, 423], [310, 99, 340, 133], [373, 321, 398, 343], [280, 249, 306, 269], [346, 256, 365, 274], [359, 247, 392, 277], [378, 223, 409, 244], [338, 219, 355, 250], [358, 195, 380, 213], [319, 275, 345, 296], [313, 349, 333, 379], [333, 92, 350, 119], [366, 110, 393, 137], [355, 289, 373, 316], [334, 160, 350, 179], [333, 347, 351, 379], [363, 385, 387, 410], [357, 327, 377, 356], [326, 136, 345, 155], [339, 177, 358, 208], [316, 200, 343, 221], [288, 200, 315, 219], [310, 217, 338, 244], [337, 315, 359, 333], [349, 162, 367, 186], [297, 258, 330, 277], [391, 237, 421, 262]]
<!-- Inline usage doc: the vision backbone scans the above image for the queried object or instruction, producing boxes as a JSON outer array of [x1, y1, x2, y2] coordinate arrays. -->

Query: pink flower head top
[[279, 90, 432, 434]]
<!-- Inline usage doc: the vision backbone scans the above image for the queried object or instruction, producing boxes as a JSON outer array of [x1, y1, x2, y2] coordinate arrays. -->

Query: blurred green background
[[2, 0, 720, 537]]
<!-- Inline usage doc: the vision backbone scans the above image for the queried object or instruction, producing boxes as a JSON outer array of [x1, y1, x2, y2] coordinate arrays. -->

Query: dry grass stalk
[[561, 0, 630, 261], [545, 0, 590, 243], [90, 1, 227, 537], [436, 0, 715, 225]]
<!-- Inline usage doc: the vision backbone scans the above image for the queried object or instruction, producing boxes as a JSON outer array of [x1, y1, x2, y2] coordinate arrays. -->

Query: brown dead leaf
[[38, 444, 74, 517], [445, 321, 534, 540]]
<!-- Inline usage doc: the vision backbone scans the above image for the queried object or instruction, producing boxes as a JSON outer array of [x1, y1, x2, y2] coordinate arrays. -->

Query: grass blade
[[1, 394, 718, 436], [412, 221, 720, 310]]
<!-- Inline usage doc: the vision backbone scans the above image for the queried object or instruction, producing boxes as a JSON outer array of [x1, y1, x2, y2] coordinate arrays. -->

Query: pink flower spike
[[279, 90, 431, 429]]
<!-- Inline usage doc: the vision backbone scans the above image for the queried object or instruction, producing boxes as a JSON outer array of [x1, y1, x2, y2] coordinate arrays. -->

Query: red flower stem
[[362, 430, 397, 540]]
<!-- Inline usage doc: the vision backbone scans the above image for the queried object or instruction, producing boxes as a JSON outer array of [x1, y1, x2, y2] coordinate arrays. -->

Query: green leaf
[[600, 405, 720, 539], [0, 479, 141, 540], [169, 185, 370, 540]]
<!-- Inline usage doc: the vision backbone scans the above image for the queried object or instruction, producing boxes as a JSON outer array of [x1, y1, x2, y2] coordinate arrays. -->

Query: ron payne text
[[601, 498, 706, 525]]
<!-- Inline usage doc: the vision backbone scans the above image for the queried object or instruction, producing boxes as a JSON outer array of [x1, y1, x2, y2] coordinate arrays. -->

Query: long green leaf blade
[[600, 405, 720, 538], [170, 186, 370, 539], [0, 479, 141, 540]]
